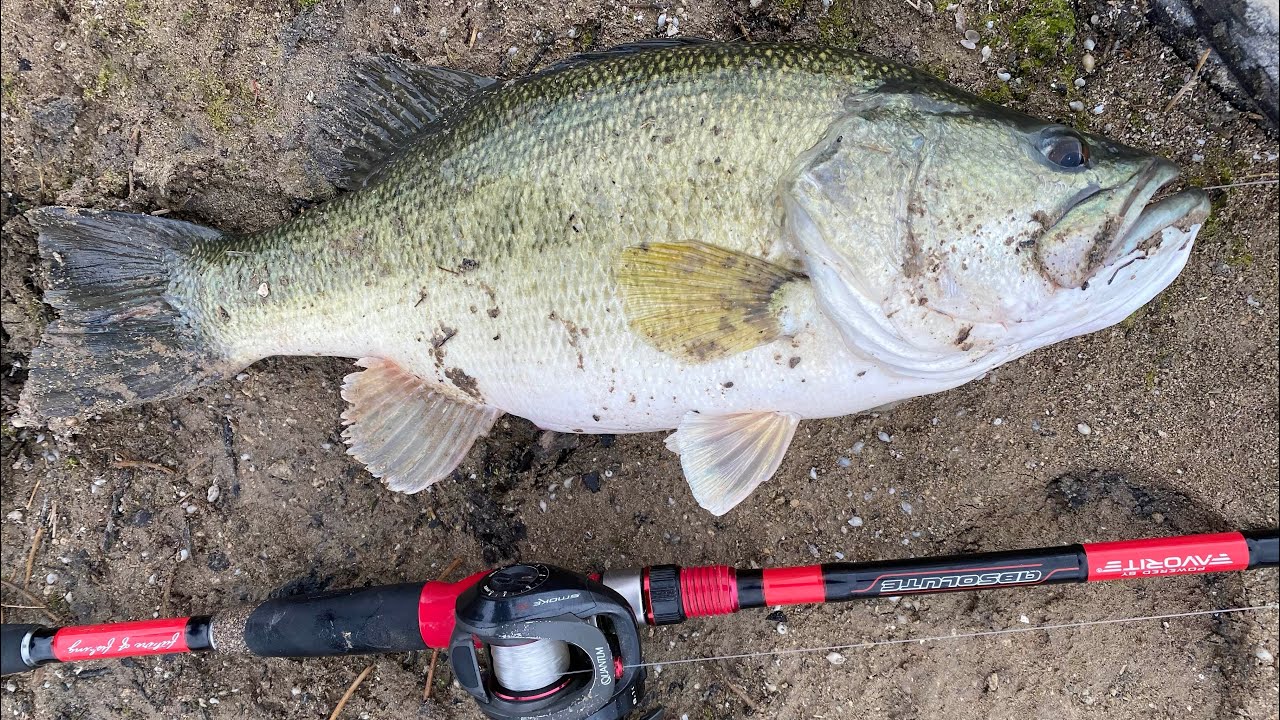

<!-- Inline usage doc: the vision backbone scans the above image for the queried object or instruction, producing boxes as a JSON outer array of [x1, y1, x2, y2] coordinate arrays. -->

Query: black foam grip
[[244, 582, 428, 658], [1, 624, 40, 676]]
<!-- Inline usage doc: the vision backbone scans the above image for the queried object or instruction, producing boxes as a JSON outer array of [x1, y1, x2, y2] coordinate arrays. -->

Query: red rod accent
[[1083, 531, 1250, 581], [762, 565, 825, 606], [417, 571, 487, 649], [52, 618, 190, 662], [680, 565, 738, 617]]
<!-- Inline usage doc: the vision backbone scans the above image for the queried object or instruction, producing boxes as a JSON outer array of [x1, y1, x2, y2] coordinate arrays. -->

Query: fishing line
[[626, 604, 1279, 670], [1201, 178, 1279, 190]]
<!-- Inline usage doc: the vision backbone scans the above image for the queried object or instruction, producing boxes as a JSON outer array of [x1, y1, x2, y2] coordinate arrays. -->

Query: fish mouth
[[1101, 160, 1209, 268], [1039, 159, 1210, 288]]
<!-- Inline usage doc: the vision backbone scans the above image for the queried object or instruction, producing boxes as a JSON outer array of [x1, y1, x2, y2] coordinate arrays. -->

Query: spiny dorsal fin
[[666, 411, 801, 516], [617, 241, 804, 363], [341, 358, 501, 493], [538, 37, 716, 75], [314, 55, 496, 189]]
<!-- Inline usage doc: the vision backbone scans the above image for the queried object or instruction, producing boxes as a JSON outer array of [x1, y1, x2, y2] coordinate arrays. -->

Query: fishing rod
[[3, 528, 1276, 719]]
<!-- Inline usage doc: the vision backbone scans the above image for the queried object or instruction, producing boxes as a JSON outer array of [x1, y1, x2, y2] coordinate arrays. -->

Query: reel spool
[[449, 564, 657, 720]]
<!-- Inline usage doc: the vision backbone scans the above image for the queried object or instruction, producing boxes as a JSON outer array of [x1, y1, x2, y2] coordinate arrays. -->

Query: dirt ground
[[1, 1, 1277, 718]]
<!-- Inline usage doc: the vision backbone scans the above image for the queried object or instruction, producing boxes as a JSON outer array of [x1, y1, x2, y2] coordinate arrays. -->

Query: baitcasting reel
[[449, 564, 656, 720]]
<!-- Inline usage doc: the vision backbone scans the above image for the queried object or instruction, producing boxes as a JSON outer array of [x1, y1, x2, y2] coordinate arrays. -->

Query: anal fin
[[666, 411, 800, 516], [341, 358, 500, 493], [618, 242, 805, 363]]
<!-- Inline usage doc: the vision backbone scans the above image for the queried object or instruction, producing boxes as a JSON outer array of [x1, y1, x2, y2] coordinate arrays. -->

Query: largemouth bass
[[16, 40, 1209, 515]]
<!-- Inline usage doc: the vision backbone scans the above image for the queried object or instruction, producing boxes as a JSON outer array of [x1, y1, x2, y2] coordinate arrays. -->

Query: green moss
[[199, 75, 232, 132], [296, 0, 322, 9], [0, 73, 18, 110], [1010, 0, 1077, 72], [776, 0, 805, 14], [978, 82, 1014, 104], [83, 65, 114, 100], [1227, 235, 1254, 268], [818, 0, 863, 49], [123, 0, 147, 29]]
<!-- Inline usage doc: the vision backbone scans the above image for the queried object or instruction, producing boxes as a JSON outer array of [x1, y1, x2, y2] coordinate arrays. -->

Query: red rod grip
[[1083, 531, 1250, 581], [52, 618, 190, 661], [762, 565, 825, 606]]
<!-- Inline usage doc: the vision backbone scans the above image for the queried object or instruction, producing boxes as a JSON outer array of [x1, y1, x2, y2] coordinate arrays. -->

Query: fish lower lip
[[1117, 189, 1211, 253]]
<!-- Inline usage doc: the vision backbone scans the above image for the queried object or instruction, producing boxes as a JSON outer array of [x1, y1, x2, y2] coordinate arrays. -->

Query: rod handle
[[1, 624, 43, 677]]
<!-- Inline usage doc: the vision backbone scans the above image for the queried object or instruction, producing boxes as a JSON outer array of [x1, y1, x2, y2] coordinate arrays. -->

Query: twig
[[21, 526, 45, 588], [110, 458, 175, 475], [0, 579, 59, 622], [25, 478, 42, 511], [328, 663, 376, 720], [724, 681, 761, 712], [2, 603, 45, 609], [50, 501, 57, 541], [1163, 48, 1211, 113], [423, 557, 465, 701]]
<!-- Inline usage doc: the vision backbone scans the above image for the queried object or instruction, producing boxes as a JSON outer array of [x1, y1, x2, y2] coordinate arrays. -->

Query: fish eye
[[1041, 133, 1090, 169]]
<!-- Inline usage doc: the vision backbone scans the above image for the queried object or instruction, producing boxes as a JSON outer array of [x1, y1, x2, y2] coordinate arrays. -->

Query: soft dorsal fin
[[538, 37, 717, 74], [314, 55, 496, 189]]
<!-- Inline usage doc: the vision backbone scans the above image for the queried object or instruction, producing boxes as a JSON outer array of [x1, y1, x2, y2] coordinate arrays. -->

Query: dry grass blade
[[0, 579, 60, 622], [21, 526, 45, 588], [1163, 48, 1212, 113], [25, 478, 42, 511], [328, 663, 376, 720]]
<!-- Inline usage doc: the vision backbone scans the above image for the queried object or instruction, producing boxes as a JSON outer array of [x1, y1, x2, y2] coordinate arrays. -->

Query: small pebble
[[46, 573, 58, 585], [1083, 37, 1096, 51], [1077, 423, 1092, 435], [1082, 53, 1096, 73], [992, 417, 1003, 426], [1069, 100, 1085, 112], [851, 440, 865, 455], [809, 467, 818, 480], [964, 29, 980, 42], [980, 45, 991, 62], [1092, 103, 1105, 115], [900, 501, 913, 515], [837, 456, 851, 467], [997, 70, 1012, 81], [877, 431, 892, 443], [848, 516, 864, 527], [1018, 614, 1030, 624], [1256, 647, 1274, 664], [177, 549, 190, 562], [207, 485, 220, 503], [826, 652, 847, 665], [1074, 77, 1086, 88], [776, 623, 788, 635], [538, 500, 548, 512], [6, 510, 22, 521], [960, 39, 977, 50]]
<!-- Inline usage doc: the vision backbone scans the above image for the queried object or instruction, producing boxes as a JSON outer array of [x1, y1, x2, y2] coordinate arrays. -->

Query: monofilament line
[[1201, 179, 1280, 190], [630, 604, 1279, 669]]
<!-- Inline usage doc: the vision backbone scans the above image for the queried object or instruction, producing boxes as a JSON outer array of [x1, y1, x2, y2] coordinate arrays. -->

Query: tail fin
[[16, 207, 232, 428]]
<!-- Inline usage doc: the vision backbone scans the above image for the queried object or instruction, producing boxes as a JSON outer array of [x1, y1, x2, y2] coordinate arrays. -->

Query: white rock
[[900, 501, 913, 515], [997, 70, 1012, 81], [1018, 614, 1030, 624], [826, 652, 847, 665], [1256, 647, 1274, 663], [848, 516, 864, 527], [1083, 37, 1096, 51], [1077, 423, 1092, 435], [1069, 100, 1085, 112], [207, 485, 220, 503], [6, 510, 22, 521], [177, 549, 190, 562], [46, 573, 59, 585], [1082, 53, 1096, 72], [877, 431, 892, 443]]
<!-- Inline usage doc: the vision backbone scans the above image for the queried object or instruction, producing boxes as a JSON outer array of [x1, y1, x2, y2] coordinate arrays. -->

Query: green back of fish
[[181, 44, 948, 357]]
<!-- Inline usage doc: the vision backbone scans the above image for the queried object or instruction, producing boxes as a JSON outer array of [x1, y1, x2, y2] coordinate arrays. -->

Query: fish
[[15, 40, 1210, 516]]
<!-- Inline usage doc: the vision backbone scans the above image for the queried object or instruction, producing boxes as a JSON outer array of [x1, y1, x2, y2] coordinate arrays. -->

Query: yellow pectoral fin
[[617, 241, 804, 363]]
